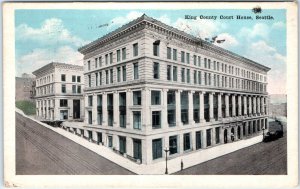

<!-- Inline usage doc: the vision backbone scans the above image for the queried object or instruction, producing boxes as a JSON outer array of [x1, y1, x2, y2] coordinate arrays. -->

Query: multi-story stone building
[[15, 73, 35, 102], [78, 14, 270, 165], [33, 62, 84, 121]]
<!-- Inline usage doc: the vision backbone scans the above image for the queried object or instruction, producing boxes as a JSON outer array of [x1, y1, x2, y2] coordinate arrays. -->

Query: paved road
[[174, 121, 287, 175], [16, 112, 134, 175]]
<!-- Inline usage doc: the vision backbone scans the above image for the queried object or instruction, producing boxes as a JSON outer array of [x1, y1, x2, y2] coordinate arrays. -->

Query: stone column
[[142, 138, 152, 165], [248, 96, 252, 116], [164, 136, 169, 156], [54, 99, 60, 120], [162, 89, 169, 128], [142, 87, 151, 131], [199, 92, 205, 123], [102, 93, 107, 125], [234, 126, 238, 141], [126, 137, 133, 157], [211, 127, 216, 146], [176, 90, 182, 127], [202, 129, 207, 148], [126, 89, 132, 128], [238, 95, 242, 116], [92, 94, 97, 125], [191, 131, 196, 150], [84, 95, 89, 124], [189, 91, 195, 124], [243, 96, 247, 116], [113, 91, 119, 127], [232, 95, 236, 117], [218, 93, 222, 120], [225, 94, 229, 118], [209, 92, 215, 122], [113, 135, 119, 151], [179, 134, 184, 154]]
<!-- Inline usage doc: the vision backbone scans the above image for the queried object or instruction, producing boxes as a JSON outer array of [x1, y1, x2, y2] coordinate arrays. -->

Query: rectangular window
[[108, 136, 113, 148], [88, 95, 93, 106], [186, 69, 190, 83], [88, 75, 91, 87], [151, 91, 161, 105], [181, 68, 185, 82], [117, 50, 121, 62], [215, 127, 220, 144], [194, 70, 197, 84], [153, 62, 160, 79], [152, 111, 161, 129], [99, 56, 102, 67], [208, 59, 211, 69], [61, 74, 66, 82], [88, 61, 91, 70], [184, 133, 191, 151], [61, 84, 66, 93], [167, 47, 171, 59], [169, 136, 178, 155], [105, 54, 108, 65], [117, 67, 121, 82], [95, 58, 98, 68], [167, 65, 171, 81], [153, 41, 160, 56], [173, 49, 177, 60], [110, 69, 113, 83], [217, 62, 219, 71], [88, 111, 92, 124], [77, 86, 81, 94], [109, 52, 113, 64], [133, 111, 141, 130], [198, 71, 201, 85], [193, 55, 197, 65], [122, 65, 126, 81], [72, 85, 76, 93], [95, 73, 98, 86], [204, 58, 207, 68], [119, 136, 126, 154], [206, 129, 212, 146], [72, 75, 76, 82], [213, 61, 216, 70], [152, 138, 162, 160], [99, 72, 102, 85], [173, 66, 178, 81], [181, 51, 185, 63], [60, 99, 68, 107], [122, 47, 126, 60], [133, 63, 139, 80], [133, 43, 138, 57], [77, 76, 81, 83], [198, 56, 201, 67], [186, 53, 190, 64], [105, 70, 109, 84], [133, 91, 142, 105]]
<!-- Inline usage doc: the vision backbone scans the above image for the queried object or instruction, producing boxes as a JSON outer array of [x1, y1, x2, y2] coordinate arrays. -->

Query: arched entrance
[[224, 129, 228, 144], [237, 126, 241, 139], [231, 128, 235, 142]]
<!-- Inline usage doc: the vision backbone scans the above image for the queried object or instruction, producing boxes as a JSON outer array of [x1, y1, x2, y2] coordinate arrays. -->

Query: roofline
[[78, 14, 271, 72], [32, 62, 83, 76]]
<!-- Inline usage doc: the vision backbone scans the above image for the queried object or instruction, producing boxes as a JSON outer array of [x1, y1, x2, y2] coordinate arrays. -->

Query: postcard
[[3, 2, 298, 188]]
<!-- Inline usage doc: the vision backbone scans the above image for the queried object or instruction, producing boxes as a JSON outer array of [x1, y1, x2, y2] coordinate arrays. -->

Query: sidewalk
[[17, 109, 263, 175]]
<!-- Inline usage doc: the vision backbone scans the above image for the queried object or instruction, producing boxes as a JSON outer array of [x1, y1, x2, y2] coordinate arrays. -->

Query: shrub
[[15, 100, 36, 115]]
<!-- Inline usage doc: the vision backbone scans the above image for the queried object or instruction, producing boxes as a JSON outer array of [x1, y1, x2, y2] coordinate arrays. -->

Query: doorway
[[73, 100, 80, 119], [224, 129, 228, 144]]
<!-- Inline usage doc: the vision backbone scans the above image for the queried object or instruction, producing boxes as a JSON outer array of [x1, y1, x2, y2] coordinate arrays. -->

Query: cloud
[[16, 18, 87, 47], [272, 21, 285, 29], [16, 46, 83, 76], [245, 40, 286, 94], [214, 33, 239, 49], [156, 14, 171, 25], [173, 17, 227, 39], [108, 11, 144, 30], [238, 23, 270, 40]]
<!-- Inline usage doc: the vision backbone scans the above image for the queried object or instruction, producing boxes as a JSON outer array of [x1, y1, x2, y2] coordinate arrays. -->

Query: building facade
[[15, 73, 35, 102], [33, 63, 84, 121], [78, 14, 270, 165]]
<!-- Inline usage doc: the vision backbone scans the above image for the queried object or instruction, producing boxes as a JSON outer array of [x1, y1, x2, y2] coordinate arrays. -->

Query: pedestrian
[[181, 159, 184, 170]]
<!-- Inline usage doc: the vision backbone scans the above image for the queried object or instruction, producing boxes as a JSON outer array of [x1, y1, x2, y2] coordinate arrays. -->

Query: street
[[174, 121, 287, 175], [16, 112, 134, 175]]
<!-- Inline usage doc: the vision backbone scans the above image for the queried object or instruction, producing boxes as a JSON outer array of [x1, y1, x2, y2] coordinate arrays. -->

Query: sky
[[15, 9, 286, 94]]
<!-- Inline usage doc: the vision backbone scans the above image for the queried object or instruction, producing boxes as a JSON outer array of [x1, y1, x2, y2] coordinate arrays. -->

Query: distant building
[[32, 63, 84, 121], [15, 73, 35, 102], [77, 14, 270, 165]]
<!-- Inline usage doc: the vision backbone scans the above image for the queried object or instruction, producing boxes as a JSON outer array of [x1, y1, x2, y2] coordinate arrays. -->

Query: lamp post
[[164, 147, 170, 174]]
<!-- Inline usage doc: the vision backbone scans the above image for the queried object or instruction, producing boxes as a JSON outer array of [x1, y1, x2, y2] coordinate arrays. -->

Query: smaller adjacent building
[[15, 73, 35, 102], [32, 62, 84, 121]]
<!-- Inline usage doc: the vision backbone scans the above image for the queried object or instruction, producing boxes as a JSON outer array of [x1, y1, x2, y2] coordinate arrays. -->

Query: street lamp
[[164, 147, 170, 174]]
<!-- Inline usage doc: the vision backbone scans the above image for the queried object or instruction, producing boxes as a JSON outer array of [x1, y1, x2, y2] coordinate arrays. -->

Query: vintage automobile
[[263, 121, 284, 142]]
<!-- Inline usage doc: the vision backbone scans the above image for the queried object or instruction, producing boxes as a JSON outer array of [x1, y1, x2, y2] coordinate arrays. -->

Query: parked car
[[263, 121, 284, 142]]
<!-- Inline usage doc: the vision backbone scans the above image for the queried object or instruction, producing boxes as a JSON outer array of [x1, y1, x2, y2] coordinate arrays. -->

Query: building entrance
[[224, 129, 228, 143]]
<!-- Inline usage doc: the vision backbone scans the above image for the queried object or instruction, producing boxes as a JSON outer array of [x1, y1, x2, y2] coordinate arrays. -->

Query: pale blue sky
[[15, 9, 286, 94]]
